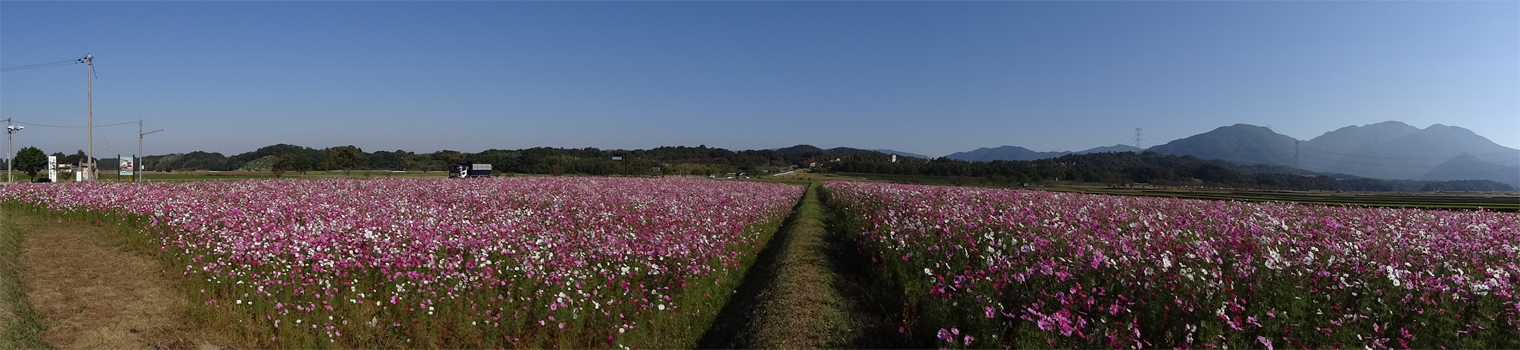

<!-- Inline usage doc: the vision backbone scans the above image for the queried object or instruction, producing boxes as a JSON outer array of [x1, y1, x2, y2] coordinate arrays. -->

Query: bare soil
[[8, 210, 224, 350]]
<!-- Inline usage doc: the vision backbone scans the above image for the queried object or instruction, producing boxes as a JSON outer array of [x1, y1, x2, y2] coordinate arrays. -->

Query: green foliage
[[322, 145, 365, 175], [824, 151, 1513, 192], [1420, 180, 1515, 192], [269, 155, 288, 177], [13, 147, 46, 181], [285, 153, 312, 175], [236, 155, 280, 172], [143, 151, 229, 172], [52, 150, 94, 168]]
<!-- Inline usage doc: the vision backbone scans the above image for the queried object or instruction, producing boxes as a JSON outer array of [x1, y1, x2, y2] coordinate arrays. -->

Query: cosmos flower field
[[822, 181, 1519, 349], [1, 177, 802, 348]]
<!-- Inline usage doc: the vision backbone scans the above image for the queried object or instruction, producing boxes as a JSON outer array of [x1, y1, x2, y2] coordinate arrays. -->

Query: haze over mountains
[[945, 144, 1145, 162], [943, 121, 1520, 187]]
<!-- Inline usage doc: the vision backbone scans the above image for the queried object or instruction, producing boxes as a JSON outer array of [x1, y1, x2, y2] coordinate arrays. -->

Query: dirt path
[[699, 182, 902, 349], [5, 209, 223, 350]]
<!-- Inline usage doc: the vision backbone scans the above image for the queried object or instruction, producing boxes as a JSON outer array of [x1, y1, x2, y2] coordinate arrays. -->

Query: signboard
[[47, 156, 57, 182], [449, 162, 493, 178], [119, 156, 134, 176]]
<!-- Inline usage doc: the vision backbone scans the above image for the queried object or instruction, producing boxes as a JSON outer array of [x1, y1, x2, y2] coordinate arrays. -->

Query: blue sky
[[2, 1, 1516, 157]]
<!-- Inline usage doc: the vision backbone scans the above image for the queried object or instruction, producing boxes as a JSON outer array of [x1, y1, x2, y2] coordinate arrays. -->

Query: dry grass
[[6, 209, 225, 350], [700, 183, 871, 349], [742, 184, 850, 348], [1, 210, 50, 349]]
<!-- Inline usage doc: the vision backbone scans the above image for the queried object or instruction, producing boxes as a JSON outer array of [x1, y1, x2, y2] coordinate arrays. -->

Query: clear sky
[[2, 1, 1516, 157]]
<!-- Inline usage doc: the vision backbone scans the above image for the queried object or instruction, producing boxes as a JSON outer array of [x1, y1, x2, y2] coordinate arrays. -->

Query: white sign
[[47, 156, 57, 182]]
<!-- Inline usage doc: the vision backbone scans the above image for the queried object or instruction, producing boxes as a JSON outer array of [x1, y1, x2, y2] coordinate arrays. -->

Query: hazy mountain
[[946, 146, 1071, 162], [870, 149, 931, 159], [1299, 122, 1520, 183], [1146, 124, 1299, 166], [903, 121, 1518, 187], [1417, 153, 1520, 186], [1301, 121, 1419, 157], [1076, 144, 1144, 154]]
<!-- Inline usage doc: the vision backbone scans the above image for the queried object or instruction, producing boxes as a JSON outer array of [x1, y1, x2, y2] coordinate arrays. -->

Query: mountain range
[[870, 149, 932, 160], [945, 144, 1145, 162], [941, 121, 1519, 187]]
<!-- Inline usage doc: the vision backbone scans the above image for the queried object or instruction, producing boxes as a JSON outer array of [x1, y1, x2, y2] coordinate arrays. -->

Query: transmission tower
[[1134, 128, 1142, 149]]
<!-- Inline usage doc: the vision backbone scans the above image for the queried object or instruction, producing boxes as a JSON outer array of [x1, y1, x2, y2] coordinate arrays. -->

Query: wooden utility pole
[[81, 54, 95, 181], [138, 119, 163, 182]]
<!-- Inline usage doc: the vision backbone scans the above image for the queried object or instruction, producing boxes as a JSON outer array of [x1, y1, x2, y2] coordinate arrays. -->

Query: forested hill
[[134, 144, 880, 176], [825, 151, 1515, 192], [121, 144, 1512, 192]]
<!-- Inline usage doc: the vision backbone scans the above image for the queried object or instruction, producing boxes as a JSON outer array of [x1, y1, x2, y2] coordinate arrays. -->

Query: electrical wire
[[0, 59, 78, 72], [1299, 147, 1518, 159], [1142, 143, 1517, 177], [0, 113, 88, 118], [1153, 143, 1519, 161], [14, 121, 137, 128]]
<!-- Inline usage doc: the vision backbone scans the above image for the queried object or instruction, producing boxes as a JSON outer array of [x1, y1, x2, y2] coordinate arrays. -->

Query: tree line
[[4, 143, 1511, 192], [823, 151, 1515, 192], [112, 144, 880, 177]]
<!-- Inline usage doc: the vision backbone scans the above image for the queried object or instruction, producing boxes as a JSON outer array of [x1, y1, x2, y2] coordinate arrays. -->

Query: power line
[[0, 113, 88, 118], [1300, 147, 1518, 159], [1286, 157, 1517, 177], [14, 121, 136, 128], [0, 59, 78, 72], [1153, 142, 1519, 161]]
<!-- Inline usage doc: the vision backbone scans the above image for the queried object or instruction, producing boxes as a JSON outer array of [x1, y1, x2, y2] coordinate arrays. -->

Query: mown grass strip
[[700, 182, 897, 348], [0, 209, 52, 350]]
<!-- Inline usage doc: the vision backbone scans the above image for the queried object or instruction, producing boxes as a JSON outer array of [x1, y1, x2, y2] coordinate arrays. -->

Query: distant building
[[449, 162, 493, 178]]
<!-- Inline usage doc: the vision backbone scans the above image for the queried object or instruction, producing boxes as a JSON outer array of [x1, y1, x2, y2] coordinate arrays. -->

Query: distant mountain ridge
[[941, 121, 1518, 187], [870, 149, 931, 159], [944, 144, 1145, 162], [946, 146, 1071, 162], [1147, 124, 1300, 166]]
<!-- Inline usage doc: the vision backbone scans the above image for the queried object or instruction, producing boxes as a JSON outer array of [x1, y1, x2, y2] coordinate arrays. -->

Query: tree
[[14, 146, 46, 181], [323, 146, 364, 176], [286, 153, 312, 175], [270, 155, 288, 178], [59, 150, 86, 166]]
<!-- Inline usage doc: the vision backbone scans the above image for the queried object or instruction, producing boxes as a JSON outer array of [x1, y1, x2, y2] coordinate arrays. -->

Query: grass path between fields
[[0, 209, 225, 350], [698, 182, 902, 348], [0, 210, 50, 349]]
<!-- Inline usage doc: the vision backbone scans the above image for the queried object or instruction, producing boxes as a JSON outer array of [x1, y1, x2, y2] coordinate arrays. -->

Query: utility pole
[[80, 54, 95, 182], [138, 120, 163, 182], [5, 119, 21, 183]]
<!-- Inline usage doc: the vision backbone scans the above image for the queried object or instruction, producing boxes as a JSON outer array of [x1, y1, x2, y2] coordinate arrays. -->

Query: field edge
[[0, 209, 54, 350]]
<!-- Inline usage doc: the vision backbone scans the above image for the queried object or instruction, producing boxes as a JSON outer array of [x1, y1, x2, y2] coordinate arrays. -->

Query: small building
[[449, 162, 493, 178]]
